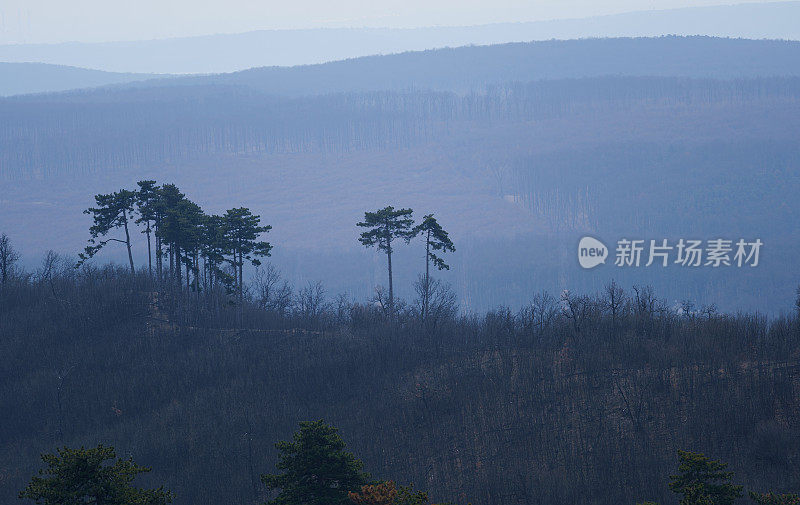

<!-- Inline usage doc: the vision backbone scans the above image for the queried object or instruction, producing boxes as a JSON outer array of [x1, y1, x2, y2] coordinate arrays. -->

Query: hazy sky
[[0, 0, 790, 44]]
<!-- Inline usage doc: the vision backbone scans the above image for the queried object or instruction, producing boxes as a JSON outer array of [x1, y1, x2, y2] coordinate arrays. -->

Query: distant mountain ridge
[[6, 36, 800, 98], [1, 1, 799, 74], [118, 36, 800, 97], [0, 62, 171, 97]]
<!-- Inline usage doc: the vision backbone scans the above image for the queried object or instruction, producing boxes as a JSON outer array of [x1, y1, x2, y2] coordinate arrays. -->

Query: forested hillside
[[4, 75, 799, 177], [3, 67, 799, 313], [1, 258, 798, 505]]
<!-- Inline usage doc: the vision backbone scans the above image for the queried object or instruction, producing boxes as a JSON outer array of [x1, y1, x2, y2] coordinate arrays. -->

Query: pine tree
[[412, 214, 455, 320], [155, 184, 187, 283], [669, 450, 743, 505], [261, 420, 368, 505], [200, 214, 229, 291], [174, 199, 206, 296], [19, 445, 172, 505], [357, 206, 415, 311], [223, 207, 272, 305], [135, 180, 159, 277], [79, 190, 138, 274]]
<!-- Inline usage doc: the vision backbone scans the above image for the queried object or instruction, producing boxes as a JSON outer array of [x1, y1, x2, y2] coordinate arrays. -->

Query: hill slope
[[0, 62, 170, 97], [1, 271, 798, 505], [2, 74, 800, 313], [145, 36, 800, 96]]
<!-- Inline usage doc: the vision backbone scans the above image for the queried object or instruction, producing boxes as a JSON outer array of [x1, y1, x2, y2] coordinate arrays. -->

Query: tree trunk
[[169, 244, 175, 282], [194, 251, 199, 303], [156, 232, 162, 281], [387, 246, 393, 311], [145, 223, 152, 277], [176, 246, 181, 284], [238, 247, 244, 327], [238, 249, 244, 304], [122, 209, 135, 275], [424, 230, 431, 320], [186, 257, 190, 308]]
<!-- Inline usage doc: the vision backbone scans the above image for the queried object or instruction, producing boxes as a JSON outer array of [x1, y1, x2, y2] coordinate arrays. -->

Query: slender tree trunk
[[237, 247, 244, 327], [238, 249, 244, 304], [387, 246, 393, 311], [202, 256, 208, 294], [156, 231, 162, 281], [424, 229, 430, 320], [122, 209, 135, 275], [145, 223, 152, 277], [56, 378, 65, 440], [186, 257, 190, 308], [194, 251, 199, 303], [234, 248, 239, 299]]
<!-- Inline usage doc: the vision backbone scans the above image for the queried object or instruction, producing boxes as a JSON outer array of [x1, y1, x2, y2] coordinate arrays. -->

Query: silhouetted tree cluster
[[358, 207, 454, 317], [78, 181, 271, 304]]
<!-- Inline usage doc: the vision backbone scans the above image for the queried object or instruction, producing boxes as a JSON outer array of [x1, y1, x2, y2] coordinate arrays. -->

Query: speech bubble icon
[[578, 236, 608, 269]]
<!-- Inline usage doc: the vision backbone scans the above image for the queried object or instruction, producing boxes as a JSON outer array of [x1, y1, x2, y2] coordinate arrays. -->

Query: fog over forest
[[2, 25, 800, 505], [2, 36, 799, 313]]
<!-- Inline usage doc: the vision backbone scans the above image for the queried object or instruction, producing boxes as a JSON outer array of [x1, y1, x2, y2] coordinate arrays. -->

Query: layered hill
[[2, 1, 800, 74], [0, 62, 171, 97]]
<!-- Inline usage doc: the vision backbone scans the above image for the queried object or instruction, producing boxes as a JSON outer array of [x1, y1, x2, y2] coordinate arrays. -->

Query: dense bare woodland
[[1, 249, 798, 504]]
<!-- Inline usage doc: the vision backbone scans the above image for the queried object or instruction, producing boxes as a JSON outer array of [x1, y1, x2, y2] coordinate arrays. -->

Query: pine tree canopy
[[357, 206, 415, 254], [261, 420, 368, 505], [668, 450, 743, 505], [413, 213, 455, 271], [19, 445, 172, 505]]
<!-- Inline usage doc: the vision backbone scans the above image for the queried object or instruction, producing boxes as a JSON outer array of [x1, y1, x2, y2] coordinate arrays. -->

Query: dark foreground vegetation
[[16, 424, 799, 505], [1, 229, 799, 504]]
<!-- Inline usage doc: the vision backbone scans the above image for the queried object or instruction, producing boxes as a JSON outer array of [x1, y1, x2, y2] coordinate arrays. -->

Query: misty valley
[[1, 27, 800, 505]]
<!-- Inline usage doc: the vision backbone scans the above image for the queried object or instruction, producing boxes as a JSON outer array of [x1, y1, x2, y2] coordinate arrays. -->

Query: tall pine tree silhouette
[[413, 213, 455, 320], [79, 190, 138, 274], [357, 206, 415, 311]]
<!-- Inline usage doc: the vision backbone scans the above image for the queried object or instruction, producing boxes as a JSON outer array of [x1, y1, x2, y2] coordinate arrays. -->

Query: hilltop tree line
[[77, 181, 272, 305], [73, 183, 455, 321]]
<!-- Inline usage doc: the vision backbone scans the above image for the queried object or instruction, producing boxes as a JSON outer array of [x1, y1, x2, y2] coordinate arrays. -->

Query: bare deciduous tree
[[0, 233, 19, 285]]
